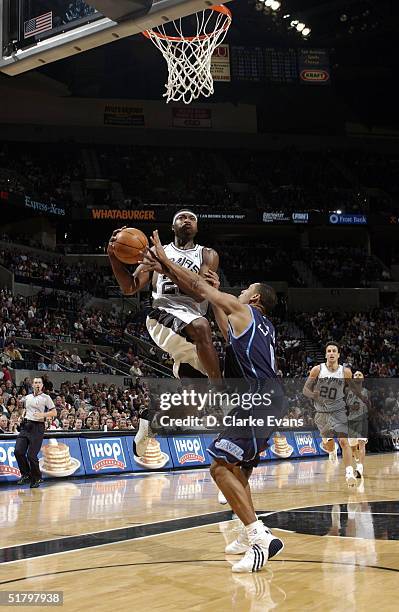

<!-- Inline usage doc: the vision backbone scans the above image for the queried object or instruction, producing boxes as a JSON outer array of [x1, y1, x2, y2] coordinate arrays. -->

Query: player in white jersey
[[108, 210, 221, 454], [303, 342, 359, 487], [346, 370, 369, 479]]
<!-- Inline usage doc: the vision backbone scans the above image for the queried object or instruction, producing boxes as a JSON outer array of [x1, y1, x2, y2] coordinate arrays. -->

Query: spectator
[[4, 342, 23, 361], [0, 414, 9, 433], [1, 366, 12, 383]]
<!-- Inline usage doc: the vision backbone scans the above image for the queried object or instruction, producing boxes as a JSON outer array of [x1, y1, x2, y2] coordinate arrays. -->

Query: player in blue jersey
[[141, 231, 284, 574]]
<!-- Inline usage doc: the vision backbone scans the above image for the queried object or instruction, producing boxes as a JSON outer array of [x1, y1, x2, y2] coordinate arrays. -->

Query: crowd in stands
[[1, 143, 398, 213], [214, 241, 306, 287], [0, 246, 111, 298], [294, 308, 399, 378], [0, 376, 148, 433], [0, 143, 82, 206], [1, 368, 398, 436], [337, 150, 399, 206], [0, 287, 154, 375], [304, 246, 389, 286], [98, 146, 238, 210]]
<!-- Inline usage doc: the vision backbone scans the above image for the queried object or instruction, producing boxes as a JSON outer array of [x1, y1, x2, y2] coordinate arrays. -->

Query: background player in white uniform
[[108, 210, 221, 454], [303, 342, 358, 486], [346, 370, 369, 479]]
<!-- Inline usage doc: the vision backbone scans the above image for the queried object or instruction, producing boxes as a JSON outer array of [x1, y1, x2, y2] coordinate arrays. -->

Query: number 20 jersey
[[314, 363, 346, 413], [152, 243, 208, 317]]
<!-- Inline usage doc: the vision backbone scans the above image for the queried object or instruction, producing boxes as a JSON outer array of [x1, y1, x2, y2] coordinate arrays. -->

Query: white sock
[[346, 466, 354, 476], [245, 520, 266, 542]]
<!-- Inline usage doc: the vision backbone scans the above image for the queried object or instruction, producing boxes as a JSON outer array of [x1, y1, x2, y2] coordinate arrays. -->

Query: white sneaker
[[218, 489, 228, 505], [226, 520, 273, 555], [232, 530, 284, 573], [225, 525, 250, 554], [346, 467, 357, 487], [134, 418, 155, 457], [355, 463, 364, 479]]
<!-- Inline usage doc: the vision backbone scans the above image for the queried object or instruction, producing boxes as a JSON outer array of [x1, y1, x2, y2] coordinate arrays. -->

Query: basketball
[[112, 228, 149, 265]]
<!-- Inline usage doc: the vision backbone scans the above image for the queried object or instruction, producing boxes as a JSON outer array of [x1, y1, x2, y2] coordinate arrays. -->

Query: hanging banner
[[211, 44, 231, 82], [89, 209, 156, 221], [329, 213, 368, 225], [172, 107, 212, 129], [104, 105, 145, 127]]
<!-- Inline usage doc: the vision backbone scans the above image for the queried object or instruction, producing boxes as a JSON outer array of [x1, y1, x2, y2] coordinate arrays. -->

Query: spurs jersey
[[152, 243, 207, 317], [346, 387, 369, 421], [314, 363, 346, 413]]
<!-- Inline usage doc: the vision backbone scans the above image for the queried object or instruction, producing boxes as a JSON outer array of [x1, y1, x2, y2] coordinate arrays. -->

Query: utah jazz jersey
[[227, 305, 277, 380], [152, 243, 207, 316]]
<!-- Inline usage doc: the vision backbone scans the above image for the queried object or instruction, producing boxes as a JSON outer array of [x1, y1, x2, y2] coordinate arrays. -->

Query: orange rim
[[143, 4, 232, 42]]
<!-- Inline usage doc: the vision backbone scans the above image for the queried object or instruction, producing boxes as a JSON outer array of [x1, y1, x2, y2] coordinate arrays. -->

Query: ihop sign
[[170, 437, 207, 467], [82, 438, 131, 474], [0, 441, 20, 480]]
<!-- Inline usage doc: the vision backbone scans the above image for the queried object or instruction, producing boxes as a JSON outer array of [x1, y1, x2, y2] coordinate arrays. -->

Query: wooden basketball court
[[1, 453, 398, 611]]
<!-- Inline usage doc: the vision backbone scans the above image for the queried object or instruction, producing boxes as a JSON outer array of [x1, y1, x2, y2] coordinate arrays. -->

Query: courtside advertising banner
[[38, 438, 85, 480], [80, 437, 133, 474], [127, 435, 174, 471], [169, 436, 209, 468], [202, 435, 221, 464], [268, 431, 297, 459], [315, 438, 341, 455], [0, 440, 20, 482], [291, 431, 320, 457], [259, 446, 271, 461]]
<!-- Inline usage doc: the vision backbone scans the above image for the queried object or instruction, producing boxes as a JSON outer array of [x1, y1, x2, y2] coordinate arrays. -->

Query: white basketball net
[[144, 5, 232, 105]]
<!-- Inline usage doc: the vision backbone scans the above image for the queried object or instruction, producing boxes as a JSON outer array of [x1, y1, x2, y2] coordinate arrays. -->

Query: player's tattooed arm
[[303, 366, 321, 400]]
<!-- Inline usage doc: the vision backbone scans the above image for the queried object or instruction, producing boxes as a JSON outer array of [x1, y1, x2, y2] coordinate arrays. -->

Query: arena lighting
[[264, 0, 274, 6], [335, 209, 342, 214], [270, 0, 281, 9], [283, 14, 290, 18], [290, 19, 299, 26], [296, 22, 305, 31], [302, 27, 311, 36]]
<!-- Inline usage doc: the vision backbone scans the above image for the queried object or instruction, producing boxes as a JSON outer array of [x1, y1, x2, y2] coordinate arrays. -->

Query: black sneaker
[[30, 480, 41, 488], [17, 475, 31, 485]]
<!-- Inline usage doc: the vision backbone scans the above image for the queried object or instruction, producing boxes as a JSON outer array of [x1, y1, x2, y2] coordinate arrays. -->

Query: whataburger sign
[[91, 209, 156, 220]]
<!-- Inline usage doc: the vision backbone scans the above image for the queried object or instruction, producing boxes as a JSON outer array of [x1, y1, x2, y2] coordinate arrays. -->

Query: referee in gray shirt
[[15, 377, 57, 488]]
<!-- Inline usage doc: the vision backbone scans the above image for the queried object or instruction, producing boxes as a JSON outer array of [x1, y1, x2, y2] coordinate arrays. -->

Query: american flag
[[24, 11, 53, 39]]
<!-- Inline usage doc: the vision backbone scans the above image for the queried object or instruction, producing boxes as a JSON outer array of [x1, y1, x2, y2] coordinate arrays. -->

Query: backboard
[[0, 0, 228, 76]]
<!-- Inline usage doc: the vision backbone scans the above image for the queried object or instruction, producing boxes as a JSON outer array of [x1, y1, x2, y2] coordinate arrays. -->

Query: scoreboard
[[264, 48, 298, 83], [231, 46, 330, 85]]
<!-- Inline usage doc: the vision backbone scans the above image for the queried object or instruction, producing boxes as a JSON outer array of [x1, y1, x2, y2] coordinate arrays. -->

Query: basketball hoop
[[143, 5, 232, 105]]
